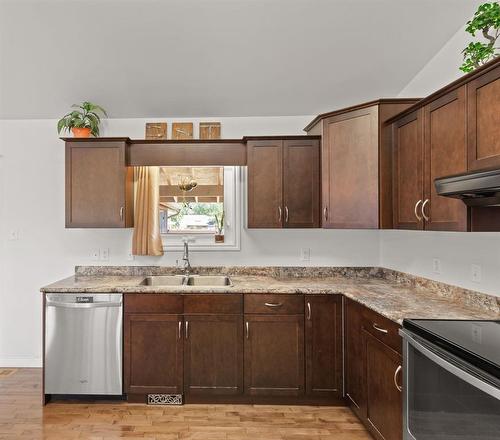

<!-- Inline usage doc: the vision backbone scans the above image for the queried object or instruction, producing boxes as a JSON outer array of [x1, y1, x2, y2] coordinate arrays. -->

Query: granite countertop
[[40, 267, 500, 325]]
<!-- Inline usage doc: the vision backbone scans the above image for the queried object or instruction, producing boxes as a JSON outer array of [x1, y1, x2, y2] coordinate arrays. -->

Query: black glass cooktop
[[403, 319, 500, 379]]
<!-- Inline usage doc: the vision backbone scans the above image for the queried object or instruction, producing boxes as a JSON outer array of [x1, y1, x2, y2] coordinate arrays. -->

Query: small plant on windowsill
[[57, 101, 108, 138], [460, 2, 500, 73], [214, 212, 225, 243]]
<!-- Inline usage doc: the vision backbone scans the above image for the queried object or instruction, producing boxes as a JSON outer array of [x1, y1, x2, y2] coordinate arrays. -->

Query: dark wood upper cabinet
[[392, 89, 468, 232], [247, 139, 283, 228], [124, 313, 183, 395], [65, 140, 133, 228], [392, 109, 425, 230], [364, 330, 403, 440], [468, 63, 500, 171], [247, 137, 320, 228], [305, 100, 419, 229], [244, 314, 304, 396], [424, 87, 468, 231], [305, 295, 342, 399], [283, 140, 320, 228], [184, 314, 243, 397]]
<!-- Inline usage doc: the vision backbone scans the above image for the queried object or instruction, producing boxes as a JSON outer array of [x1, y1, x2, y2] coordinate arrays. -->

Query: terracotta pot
[[214, 234, 224, 243], [72, 127, 92, 138]]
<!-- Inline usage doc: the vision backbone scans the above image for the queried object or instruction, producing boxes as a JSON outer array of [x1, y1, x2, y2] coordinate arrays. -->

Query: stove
[[400, 319, 500, 440]]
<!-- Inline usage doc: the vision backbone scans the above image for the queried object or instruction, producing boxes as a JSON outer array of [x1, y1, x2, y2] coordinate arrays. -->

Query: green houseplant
[[460, 2, 500, 73], [57, 101, 108, 138]]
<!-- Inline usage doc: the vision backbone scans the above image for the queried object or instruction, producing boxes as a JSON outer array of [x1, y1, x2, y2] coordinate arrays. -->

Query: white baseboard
[[0, 357, 42, 368]]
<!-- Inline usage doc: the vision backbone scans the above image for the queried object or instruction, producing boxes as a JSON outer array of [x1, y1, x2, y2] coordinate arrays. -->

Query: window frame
[[160, 166, 242, 251]]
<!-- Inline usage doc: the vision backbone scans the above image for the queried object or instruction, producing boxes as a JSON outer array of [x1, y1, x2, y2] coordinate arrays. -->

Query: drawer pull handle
[[306, 302, 311, 320], [372, 323, 388, 334], [245, 321, 249, 339], [414, 200, 422, 221], [178, 321, 182, 340], [394, 365, 402, 392], [264, 302, 283, 308], [185, 320, 189, 339], [422, 199, 430, 221]]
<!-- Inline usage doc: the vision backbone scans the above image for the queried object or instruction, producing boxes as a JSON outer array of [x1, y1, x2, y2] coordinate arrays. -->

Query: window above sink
[[159, 166, 241, 251]]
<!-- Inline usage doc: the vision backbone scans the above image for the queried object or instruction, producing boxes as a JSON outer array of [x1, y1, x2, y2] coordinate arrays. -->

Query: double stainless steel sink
[[142, 275, 232, 287]]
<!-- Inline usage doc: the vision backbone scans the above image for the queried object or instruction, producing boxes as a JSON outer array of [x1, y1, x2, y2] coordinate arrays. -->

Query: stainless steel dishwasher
[[45, 293, 123, 395]]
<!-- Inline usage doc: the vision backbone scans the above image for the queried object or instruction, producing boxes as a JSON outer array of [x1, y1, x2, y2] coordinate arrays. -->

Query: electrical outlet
[[300, 248, 311, 262], [127, 252, 135, 261], [100, 248, 109, 261], [432, 258, 441, 274], [471, 264, 482, 283], [91, 249, 100, 261]]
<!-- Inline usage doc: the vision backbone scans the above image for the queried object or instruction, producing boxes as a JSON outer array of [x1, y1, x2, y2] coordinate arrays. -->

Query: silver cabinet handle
[[372, 323, 388, 334], [185, 320, 189, 339], [422, 199, 430, 221], [245, 321, 249, 339], [46, 300, 122, 309], [323, 206, 328, 221], [306, 302, 311, 320], [120, 206, 124, 220], [414, 200, 422, 221], [178, 321, 182, 340], [264, 302, 283, 308], [285, 206, 289, 223], [394, 365, 402, 392], [278, 206, 282, 222]]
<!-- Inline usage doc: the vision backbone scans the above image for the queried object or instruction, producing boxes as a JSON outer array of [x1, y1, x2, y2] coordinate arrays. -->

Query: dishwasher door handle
[[46, 301, 122, 309]]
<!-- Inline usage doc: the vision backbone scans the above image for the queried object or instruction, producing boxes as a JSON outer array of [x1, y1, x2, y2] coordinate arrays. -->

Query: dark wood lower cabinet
[[184, 314, 243, 397], [345, 299, 403, 440], [124, 313, 183, 395], [244, 314, 305, 396], [345, 298, 366, 415], [364, 330, 403, 440], [305, 296, 342, 398]]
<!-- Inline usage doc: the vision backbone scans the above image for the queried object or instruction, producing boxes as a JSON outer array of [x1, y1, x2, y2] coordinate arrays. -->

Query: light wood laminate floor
[[0, 369, 372, 440]]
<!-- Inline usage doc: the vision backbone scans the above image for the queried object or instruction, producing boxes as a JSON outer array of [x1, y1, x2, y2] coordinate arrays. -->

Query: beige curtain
[[132, 167, 164, 256]]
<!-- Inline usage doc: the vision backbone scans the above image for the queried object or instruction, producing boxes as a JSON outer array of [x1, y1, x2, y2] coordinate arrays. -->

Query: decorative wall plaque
[[145, 122, 167, 140], [172, 122, 194, 140], [199, 122, 221, 139]]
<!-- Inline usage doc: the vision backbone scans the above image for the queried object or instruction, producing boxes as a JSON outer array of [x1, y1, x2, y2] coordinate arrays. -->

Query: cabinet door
[[283, 140, 320, 228], [468, 64, 500, 170], [345, 299, 366, 415], [244, 315, 304, 396], [247, 140, 283, 228], [393, 110, 424, 230], [65, 141, 133, 228], [424, 87, 468, 231], [305, 296, 342, 398], [124, 314, 183, 395], [323, 107, 379, 228], [184, 314, 243, 397], [364, 330, 403, 440]]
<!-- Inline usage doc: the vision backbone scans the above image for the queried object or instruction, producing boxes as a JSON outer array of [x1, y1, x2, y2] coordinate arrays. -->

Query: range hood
[[435, 168, 500, 207]]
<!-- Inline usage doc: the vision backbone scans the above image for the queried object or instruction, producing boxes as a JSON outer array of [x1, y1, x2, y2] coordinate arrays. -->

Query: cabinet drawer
[[361, 307, 401, 354], [244, 294, 304, 314], [125, 294, 183, 314], [184, 294, 242, 314]]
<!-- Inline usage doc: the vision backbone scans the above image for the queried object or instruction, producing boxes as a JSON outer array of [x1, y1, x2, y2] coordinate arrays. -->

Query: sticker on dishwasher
[[76, 297, 93, 303]]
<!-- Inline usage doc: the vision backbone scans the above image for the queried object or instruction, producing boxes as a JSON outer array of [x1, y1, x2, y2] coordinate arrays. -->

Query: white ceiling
[[0, 0, 481, 119]]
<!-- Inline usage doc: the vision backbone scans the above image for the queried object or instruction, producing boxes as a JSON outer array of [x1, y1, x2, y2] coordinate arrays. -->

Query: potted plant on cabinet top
[[460, 2, 500, 73], [57, 101, 108, 138]]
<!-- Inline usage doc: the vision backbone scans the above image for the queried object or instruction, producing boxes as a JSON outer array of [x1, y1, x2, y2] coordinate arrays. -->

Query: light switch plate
[[8, 230, 19, 241]]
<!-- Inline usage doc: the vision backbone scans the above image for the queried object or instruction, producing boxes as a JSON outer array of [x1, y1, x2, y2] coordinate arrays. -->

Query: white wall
[[385, 9, 500, 298], [0, 117, 380, 367]]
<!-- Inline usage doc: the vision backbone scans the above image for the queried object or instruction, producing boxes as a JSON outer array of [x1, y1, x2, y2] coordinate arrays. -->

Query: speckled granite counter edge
[[72, 265, 500, 314]]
